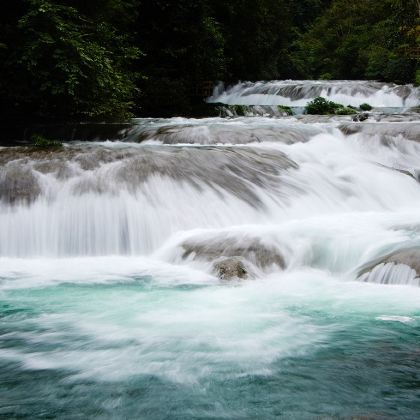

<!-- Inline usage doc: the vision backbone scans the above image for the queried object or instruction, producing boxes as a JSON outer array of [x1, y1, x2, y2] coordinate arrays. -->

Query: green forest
[[1, 0, 419, 121]]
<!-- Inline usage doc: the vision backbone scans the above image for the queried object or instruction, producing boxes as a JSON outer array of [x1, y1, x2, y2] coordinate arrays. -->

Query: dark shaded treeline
[[0, 0, 418, 121]]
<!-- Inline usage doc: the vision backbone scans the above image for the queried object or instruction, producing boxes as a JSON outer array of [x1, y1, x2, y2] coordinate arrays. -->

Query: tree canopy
[[0, 0, 418, 120]]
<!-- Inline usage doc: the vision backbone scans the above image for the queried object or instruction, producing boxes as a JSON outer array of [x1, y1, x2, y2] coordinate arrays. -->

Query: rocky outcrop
[[339, 122, 420, 142], [181, 236, 285, 280], [0, 144, 298, 208], [352, 113, 369, 122], [182, 237, 285, 270], [0, 163, 41, 204], [133, 123, 321, 145], [358, 247, 420, 286]]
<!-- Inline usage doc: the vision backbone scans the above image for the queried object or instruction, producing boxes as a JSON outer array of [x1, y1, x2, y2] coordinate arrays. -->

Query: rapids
[[1, 83, 420, 418]]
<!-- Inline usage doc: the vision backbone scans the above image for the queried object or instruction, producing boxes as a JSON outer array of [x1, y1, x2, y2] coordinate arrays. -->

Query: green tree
[[0, 0, 140, 121], [291, 0, 418, 83]]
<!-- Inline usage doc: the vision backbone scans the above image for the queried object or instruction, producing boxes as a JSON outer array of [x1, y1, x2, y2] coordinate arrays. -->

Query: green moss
[[232, 105, 250, 116], [277, 105, 293, 115], [359, 103, 373, 111], [219, 105, 251, 116], [31, 134, 63, 149]]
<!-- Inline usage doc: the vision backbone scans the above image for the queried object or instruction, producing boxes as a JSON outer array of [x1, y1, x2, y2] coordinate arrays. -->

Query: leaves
[[1, 0, 140, 121]]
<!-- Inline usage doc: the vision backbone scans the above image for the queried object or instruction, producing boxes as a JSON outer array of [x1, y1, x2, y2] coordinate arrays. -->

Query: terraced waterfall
[[1, 80, 420, 418]]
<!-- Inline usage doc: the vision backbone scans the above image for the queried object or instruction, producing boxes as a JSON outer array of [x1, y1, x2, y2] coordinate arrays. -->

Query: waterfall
[[2, 81, 420, 419], [208, 80, 420, 108], [1, 108, 420, 286]]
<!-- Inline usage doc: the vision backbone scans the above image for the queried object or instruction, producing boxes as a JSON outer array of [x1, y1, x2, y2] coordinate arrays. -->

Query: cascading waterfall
[[1, 81, 420, 419], [208, 80, 420, 108]]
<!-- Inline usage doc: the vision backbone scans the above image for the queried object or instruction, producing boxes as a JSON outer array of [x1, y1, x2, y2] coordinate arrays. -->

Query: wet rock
[[339, 122, 420, 142], [0, 163, 41, 204], [212, 257, 248, 280], [133, 123, 321, 145], [182, 237, 285, 271], [352, 113, 369, 122], [379, 248, 420, 276], [358, 247, 420, 285]]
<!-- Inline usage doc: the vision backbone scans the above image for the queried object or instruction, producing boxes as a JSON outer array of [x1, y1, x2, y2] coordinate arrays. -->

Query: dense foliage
[[0, 0, 140, 121], [292, 0, 419, 84], [0, 0, 418, 120]]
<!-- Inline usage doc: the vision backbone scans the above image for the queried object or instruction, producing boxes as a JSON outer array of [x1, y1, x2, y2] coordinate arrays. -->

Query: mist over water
[[1, 81, 420, 418]]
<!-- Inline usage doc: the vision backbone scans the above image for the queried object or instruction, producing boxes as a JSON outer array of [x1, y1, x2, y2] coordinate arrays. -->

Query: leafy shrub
[[31, 134, 62, 149], [335, 107, 357, 115], [359, 103, 373, 111], [305, 97, 355, 115], [277, 105, 293, 115], [319, 73, 333, 80]]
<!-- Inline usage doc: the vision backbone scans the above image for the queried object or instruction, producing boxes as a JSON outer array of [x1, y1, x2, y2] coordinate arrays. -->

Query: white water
[[208, 80, 420, 108], [1, 115, 420, 286]]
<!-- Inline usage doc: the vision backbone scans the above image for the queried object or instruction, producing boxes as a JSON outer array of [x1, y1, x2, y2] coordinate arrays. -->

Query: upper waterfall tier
[[208, 80, 420, 108]]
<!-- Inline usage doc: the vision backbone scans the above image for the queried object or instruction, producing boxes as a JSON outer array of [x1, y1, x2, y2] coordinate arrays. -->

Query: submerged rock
[[213, 257, 248, 280], [358, 247, 420, 286]]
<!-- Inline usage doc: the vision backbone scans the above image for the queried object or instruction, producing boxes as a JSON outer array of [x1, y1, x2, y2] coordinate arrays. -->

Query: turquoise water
[[1, 263, 419, 419]]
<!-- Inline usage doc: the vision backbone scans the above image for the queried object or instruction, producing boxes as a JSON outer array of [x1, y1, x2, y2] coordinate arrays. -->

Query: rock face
[[0, 163, 41, 204], [182, 237, 285, 270], [339, 122, 420, 142], [352, 113, 369, 122], [212, 257, 248, 280], [0, 144, 298, 208], [381, 248, 420, 276], [181, 236, 285, 280], [358, 247, 420, 286]]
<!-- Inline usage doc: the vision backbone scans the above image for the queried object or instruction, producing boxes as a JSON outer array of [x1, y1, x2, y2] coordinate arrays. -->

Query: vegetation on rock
[[359, 103, 373, 111], [305, 97, 357, 115], [277, 106, 294, 116], [31, 134, 63, 149]]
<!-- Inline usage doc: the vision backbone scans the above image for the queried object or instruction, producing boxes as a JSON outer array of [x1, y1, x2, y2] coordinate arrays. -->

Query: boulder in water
[[182, 237, 285, 270], [0, 163, 41, 204], [212, 257, 248, 280], [352, 113, 369, 122]]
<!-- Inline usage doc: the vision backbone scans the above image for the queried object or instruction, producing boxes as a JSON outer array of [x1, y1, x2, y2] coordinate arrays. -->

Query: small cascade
[[208, 80, 420, 108]]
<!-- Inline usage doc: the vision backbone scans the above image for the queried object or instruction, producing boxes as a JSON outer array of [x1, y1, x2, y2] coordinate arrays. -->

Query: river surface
[[1, 81, 420, 418]]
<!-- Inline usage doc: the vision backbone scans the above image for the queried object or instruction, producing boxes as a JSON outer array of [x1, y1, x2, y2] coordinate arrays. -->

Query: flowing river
[[1, 81, 420, 418]]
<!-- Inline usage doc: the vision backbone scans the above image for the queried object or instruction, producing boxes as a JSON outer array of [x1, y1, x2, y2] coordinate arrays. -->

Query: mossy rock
[[217, 104, 251, 117], [277, 105, 293, 116], [31, 134, 63, 149]]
